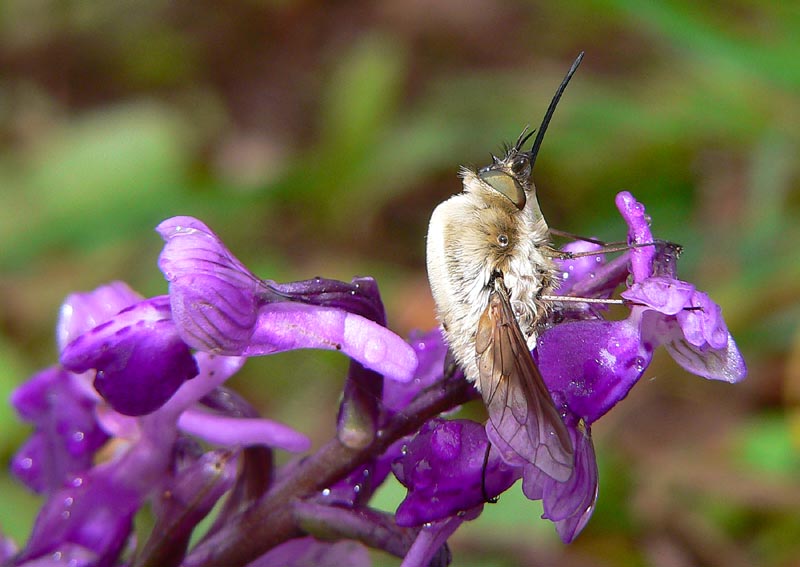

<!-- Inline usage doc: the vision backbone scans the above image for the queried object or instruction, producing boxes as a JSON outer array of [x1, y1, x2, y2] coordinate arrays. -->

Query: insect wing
[[475, 285, 574, 482]]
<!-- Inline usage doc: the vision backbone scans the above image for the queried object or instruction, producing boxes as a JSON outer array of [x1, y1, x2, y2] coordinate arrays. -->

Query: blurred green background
[[1, 1, 798, 566]]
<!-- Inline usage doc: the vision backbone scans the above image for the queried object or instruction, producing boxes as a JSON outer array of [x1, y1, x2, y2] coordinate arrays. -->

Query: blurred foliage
[[0, 1, 798, 566]]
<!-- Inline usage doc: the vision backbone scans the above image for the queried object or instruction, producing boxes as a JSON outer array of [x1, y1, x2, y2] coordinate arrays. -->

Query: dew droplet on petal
[[364, 337, 386, 364]]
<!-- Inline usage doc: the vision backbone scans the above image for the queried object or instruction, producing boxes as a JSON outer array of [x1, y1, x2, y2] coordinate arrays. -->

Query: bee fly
[[426, 53, 586, 482]]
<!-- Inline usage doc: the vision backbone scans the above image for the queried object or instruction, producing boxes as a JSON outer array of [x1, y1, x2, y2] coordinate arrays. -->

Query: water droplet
[[353, 484, 361, 494], [363, 337, 386, 364], [321, 488, 331, 497], [362, 469, 370, 478], [401, 444, 408, 455], [19, 457, 33, 470], [73, 431, 85, 443], [562, 272, 570, 280], [634, 357, 646, 372]]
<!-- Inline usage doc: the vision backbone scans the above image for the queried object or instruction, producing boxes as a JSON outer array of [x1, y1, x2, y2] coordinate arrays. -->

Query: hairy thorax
[[426, 176, 556, 386]]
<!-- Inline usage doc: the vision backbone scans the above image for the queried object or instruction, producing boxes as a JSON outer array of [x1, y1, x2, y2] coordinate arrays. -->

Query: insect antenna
[[528, 51, 584, 170]]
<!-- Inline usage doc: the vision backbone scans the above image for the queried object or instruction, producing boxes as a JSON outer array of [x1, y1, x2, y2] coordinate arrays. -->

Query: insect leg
[[480, 442, 499, 504]]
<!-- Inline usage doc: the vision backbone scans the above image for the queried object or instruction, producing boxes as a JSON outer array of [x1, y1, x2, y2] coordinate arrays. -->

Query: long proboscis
[[528, 51, 584, 170]]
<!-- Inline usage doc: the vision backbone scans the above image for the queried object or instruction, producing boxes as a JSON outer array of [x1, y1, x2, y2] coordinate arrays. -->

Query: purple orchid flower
[[156, 217, 416, 383], [8, 215, 421, 567], [6, 193, 744, 567]]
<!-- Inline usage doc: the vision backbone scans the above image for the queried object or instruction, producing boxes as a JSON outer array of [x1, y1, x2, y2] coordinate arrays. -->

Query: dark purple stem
[[184, 372, 472, 567], [293, 501, 425, 560]]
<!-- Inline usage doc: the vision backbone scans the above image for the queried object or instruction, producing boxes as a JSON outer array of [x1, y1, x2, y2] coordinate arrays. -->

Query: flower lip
[[394, 419, 520, 527], [57, 281, 143, 352], [61, 296, 199, 416]]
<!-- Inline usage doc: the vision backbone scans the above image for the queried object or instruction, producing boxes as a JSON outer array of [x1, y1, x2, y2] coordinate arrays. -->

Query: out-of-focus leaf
[[0, 336, 29, 454], [737, 413, 800, 476], [0, 102, 190, 268]]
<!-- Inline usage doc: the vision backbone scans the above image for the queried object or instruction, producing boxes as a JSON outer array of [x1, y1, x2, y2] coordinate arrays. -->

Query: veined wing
[[475, 278, 574, 482]]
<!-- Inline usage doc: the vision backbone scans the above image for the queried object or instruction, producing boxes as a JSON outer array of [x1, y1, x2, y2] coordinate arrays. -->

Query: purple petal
[[157, 216, 265, 353], [177, 409, 311, 453], [10, 368, 107, 494], [157, 216, 259, 285], [394, 419, 520, 527], [16, 470, 139, 565], [246, 303, 417, 382], [651, 314, 747, 383], [677, 290, 729, 349], [523, 421, 598, 543], [163, 352, 247, 417], [157, 216, 418, 382], [553, 241, 605, 295], [272, 276, 387, 326], [61, 297, 199, 416], [536, 317, 653, 424], [383, 329, 449, 413], [94, 406, 139, 440], [400, 516, 464, 567], [57, 282, 142, 352], [615, 191, 654, 283], [621, 276, 695, 316], [13, 543, 98, 567], [11, 366, 64, 422], [634, 289, 746, 383], [247, 537, 371, 567], [167, 272, 261, 353], [11, 434, 49, 494]]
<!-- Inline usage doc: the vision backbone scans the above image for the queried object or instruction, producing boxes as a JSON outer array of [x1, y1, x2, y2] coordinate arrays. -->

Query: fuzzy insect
[[425, 53, 584, 482]]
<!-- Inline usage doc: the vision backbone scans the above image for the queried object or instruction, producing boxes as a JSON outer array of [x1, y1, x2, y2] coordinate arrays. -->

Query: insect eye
[[497, 234, 509, 247], [479, 170, 526, 210], [510, 155, 529, 175]]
